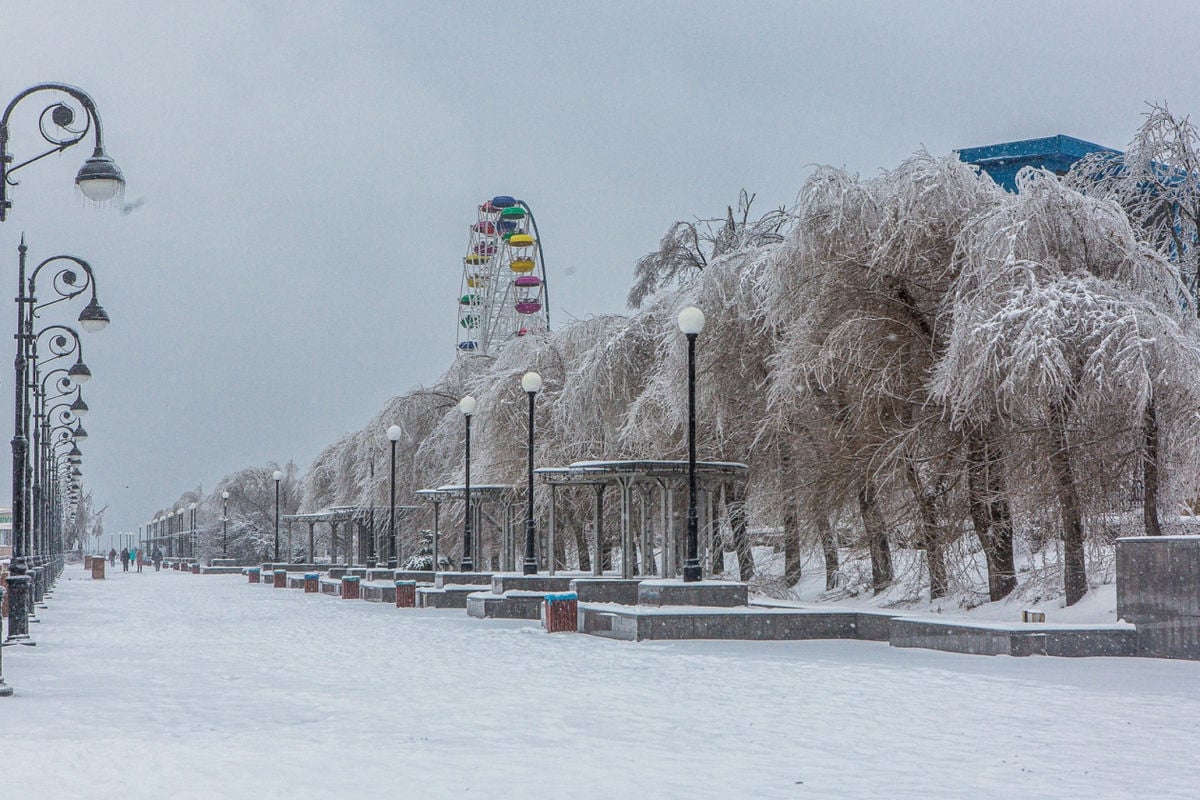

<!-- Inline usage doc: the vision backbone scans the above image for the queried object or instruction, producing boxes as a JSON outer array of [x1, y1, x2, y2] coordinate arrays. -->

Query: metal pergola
[[536, 460, 749, 578]]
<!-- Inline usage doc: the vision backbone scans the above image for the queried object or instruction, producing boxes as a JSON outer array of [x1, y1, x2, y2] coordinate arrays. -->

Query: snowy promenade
[[4, 568, 1200, 799]]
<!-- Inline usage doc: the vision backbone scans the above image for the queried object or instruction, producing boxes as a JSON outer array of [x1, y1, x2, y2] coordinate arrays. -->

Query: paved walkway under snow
[[4, 565, 1199, 799]]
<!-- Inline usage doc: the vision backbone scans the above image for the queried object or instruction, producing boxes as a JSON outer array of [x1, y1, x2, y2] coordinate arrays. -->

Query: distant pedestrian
[[135, 549, 144, 573], [108, 548, 117, 567], [152, 547, 163, 572], [120, 547, 130, 572], [131, 547, 140, 573]]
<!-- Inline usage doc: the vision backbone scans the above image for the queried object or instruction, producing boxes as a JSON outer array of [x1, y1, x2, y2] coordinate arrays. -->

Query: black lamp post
[[678, 306, 705, 583], [188, 502, 197, 559], [521, 371, 542, 575], [272, 469, 283, 562], [458, 395, 476, 572], [221, 491, 230, 557], [387, 424, 401, 569]]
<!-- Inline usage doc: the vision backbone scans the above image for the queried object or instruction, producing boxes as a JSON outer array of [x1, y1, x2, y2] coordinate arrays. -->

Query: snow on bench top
[[890, 617, 1137, 632]]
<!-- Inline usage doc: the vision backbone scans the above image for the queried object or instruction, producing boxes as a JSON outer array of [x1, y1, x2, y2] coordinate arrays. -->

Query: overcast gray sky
[[3, 1, 1197, 538]]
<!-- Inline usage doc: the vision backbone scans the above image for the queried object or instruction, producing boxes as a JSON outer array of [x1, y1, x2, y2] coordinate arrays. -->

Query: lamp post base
[[0, 680, 12, 697], [522, 559, 538, 576], [681, 563, 702, 583], [460, 558, 474, 572]]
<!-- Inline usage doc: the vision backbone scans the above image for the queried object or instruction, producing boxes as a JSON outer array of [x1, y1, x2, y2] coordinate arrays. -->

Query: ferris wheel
[[456, 195, 550, 357]]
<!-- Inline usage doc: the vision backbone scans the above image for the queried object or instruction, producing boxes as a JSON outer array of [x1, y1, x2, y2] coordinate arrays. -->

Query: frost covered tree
[[1067, 103, 1200, 310], [627, 190, 789, 308], [935, 169, 1200, 604], [260, 126, 1200, 608], [764, 154, 1001, 597], [208, 462, 302, 562]]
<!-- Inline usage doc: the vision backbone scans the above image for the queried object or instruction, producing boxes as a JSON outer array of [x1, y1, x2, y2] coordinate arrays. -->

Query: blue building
[[956, 134, 1118, 191]]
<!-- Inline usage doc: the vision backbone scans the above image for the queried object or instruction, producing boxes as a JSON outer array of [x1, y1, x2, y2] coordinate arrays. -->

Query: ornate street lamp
[[521, 371, 542, 575], [221, 491, 230, 557], [0, 82, 125, 222], [273, 469, 283, 562], [678, 306, 705, 582], [458, 395, 476, 572], [387, 425, 402, 569]]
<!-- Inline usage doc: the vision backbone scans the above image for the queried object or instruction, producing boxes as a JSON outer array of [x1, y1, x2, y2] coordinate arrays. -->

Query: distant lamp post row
[[449, 370, 543, 577], [373, 305, 702, 585], [0, 82, 123, 699]]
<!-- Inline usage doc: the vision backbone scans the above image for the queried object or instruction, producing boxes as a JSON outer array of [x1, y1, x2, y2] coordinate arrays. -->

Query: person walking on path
[[130, 547, 140, 573], [108, 548, 117, 567], [152, 547, 163, 572], [135, 548, 144, 573], [120, 547, 130, 572]]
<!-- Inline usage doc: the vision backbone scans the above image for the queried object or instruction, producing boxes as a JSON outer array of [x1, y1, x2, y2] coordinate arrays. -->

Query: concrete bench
[[466, 590, 550, 619], [199, 566, 243, 575], [490, 574, 575, 594], [570, 577, 642, 605], [889, 618, 1138, 657], [434, 571, 494, 589], [417, 584, 490, 608], [361, 580, 397, 604], [329, 567, 368, 580]]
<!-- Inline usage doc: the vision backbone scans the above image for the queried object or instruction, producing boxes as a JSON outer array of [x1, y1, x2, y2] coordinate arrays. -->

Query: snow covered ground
[[4, 566, 1199, 799]]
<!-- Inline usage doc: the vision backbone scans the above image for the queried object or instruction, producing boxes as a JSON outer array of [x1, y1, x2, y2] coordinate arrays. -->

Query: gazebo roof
[[537, 460, 749, 486], [415, 484, 517, 502], [282, 504, 417, 523]]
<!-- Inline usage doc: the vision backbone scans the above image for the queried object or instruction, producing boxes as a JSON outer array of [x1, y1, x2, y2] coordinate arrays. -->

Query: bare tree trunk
[[779, 441, 802, 588], [906, 462, 947, 599], [814, 513, 839, 590], [709, 522, 725, 576], [728, 494, 755, 582], [966, 432, 1017, 601], [571, 511, 591, 572], [857, 479, 893, 594], [1049, 403, 1088, 606], [1143, 399, 1162, 537], [782, 503, 802, 588]]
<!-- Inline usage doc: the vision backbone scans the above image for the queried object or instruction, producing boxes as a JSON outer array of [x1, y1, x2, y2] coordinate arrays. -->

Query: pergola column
[[639, 483, 654, 576], [592, 483, 605, 577], [548, 484, 557, 576], [431, 500, 440, 571]]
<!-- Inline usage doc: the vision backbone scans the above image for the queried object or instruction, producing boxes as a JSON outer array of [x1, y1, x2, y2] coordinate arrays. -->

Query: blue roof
[[956, 134, 1120, 192]]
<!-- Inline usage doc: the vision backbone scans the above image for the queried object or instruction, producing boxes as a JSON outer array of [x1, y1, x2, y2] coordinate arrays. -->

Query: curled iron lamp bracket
[[0, 83, 115, 221], [29, 255, 98, 318]]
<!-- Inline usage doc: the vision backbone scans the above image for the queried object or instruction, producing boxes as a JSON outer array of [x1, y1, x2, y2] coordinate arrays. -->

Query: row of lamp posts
[[146, 496, 212, 561], [1, 83, 125, 698], [443, 305, 704, 578]]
